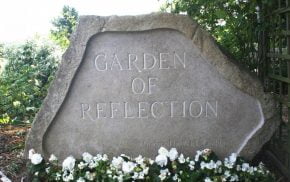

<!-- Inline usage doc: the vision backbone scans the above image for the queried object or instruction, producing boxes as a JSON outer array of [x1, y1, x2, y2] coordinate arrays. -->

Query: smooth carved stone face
[[43, 29, 263, 159]]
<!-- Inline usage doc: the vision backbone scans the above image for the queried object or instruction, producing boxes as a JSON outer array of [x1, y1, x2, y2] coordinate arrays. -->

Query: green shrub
[[50, 5, 78, 49], [0, 40, 59, 124], [161, 0, 274, 72]]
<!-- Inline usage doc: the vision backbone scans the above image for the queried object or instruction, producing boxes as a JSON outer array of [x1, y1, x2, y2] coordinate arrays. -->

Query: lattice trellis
[[259, 0, 290, 180]]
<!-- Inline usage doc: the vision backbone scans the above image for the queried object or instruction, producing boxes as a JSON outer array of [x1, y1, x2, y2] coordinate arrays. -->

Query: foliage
[[0, 40, 59, 124], [161, 0, 274, 72], [28, 147, 274, 182], [0, 43, 4, 73], [50, 6, 79, 49], [0, 43, 3, 58]]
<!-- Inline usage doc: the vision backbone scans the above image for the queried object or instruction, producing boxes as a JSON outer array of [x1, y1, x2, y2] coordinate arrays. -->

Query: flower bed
[[28, 147, 274, 182]]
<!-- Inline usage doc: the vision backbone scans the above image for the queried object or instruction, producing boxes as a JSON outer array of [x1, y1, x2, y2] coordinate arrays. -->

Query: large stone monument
[[25, 13, 279, 160]]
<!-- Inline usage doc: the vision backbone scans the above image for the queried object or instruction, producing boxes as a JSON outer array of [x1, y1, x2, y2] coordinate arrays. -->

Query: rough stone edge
[[24, 12, 278, 160]]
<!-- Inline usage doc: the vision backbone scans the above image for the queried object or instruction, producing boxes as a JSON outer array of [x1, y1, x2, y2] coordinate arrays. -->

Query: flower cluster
[[28, 147, 274, 182]]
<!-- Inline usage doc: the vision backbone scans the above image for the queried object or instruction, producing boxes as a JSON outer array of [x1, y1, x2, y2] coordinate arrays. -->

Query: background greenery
[[0, 41, 59, 124], [0, 6, 78, 124], [161, 0, 273, 72], [50, 6, 79, 49]]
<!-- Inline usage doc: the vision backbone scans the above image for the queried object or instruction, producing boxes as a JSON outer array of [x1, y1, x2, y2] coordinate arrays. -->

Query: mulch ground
[[0, 124, 30, 182]]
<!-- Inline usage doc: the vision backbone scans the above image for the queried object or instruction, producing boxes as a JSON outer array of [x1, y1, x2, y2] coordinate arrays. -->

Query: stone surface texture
[[25, 13, 279, 161]]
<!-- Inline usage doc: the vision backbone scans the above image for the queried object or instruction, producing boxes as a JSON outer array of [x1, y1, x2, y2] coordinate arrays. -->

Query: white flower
[[248, 166, 254, 174], [112, 156, 124, 169], [143, 167, 149, 175], [200, 160, 216, 170], [49, 154, 58, 162], [178, 154, 185, 164], [200, 161, 206, 169], [55, 172, 61, 180], [45, 167, 50, 174], [216, 160, 222, 167], [189, 161, 195, 170], [132, 172, 139, 179], [78, 161, 87, 169], [173, 174, 178, 181], [102, 154, 109, 161], [107, 169, 112, 174], [230, 174, 239, 181], [85, 171, 96, 181], [17, 151, 24, 158], [158, 147, 169, 156], [122, 161, 135, 174], [242, 163, 250, 172], [224, 170, 231, 178], [116, 175, 124, 182], [0, 176, 11, 182], [258, 162, 266, 174], [82, 152, 93, 163], [0, 172, 11, 182], [204, 177, 213, 182], [88, 160, 99, 169], [207, 160, 216, 169], [31, 153, 43, 165], [216, 19, 226, 26], [236, 165, 241, 171], [200, 6, 205, 14], [93, 154, 102, 162], [258, 162, 265, 168], [159, 169, 170, 181], [168, 148, 178, 161], [62, 171, 74, 182], [28, 149, 35, 159], [135, 155, 144, 164], [76, 177, 86, 182], [155, 154, 168, 167], [224, 158, 234, 169], [13, 101, 21, 107], [138, 172, 145, 179], [62, 156, 76, 171]]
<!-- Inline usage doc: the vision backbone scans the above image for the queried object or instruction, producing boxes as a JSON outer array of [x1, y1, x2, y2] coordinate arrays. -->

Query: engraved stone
[[25, 13, 279, 160]]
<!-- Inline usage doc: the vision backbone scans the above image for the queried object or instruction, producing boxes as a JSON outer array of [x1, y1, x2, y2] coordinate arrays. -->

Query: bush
[[50, 5, 79, 49], [161, 0, 274, 72], [27, 147, 274, 182], [0, 40, 59, 124]]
